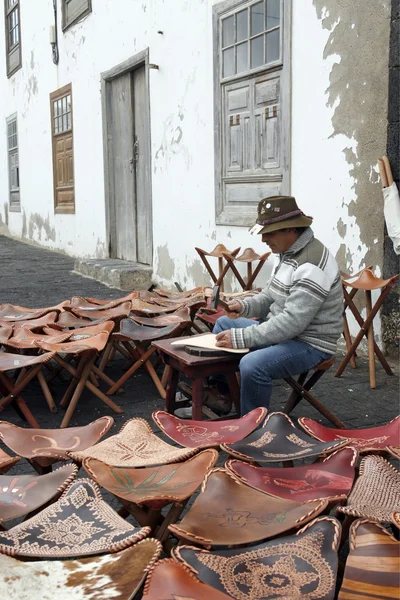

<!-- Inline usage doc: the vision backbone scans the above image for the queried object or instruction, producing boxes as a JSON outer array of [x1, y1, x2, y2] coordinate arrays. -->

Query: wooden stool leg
[[60, 354, 96, 428], [365, 290, 376, 389], [192, 378, 204, 420], [343, 313, 357, 369], [36, 369, 57, 413], [165, 368, 179, 414], [226, 372, 240, 415]]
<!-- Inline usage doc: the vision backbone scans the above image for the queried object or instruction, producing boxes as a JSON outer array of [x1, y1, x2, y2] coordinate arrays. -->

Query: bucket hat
[[249, 196, 313, 235]]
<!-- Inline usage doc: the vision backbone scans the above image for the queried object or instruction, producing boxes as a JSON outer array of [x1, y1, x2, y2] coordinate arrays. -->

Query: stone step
[[74, 258, 153, 291]]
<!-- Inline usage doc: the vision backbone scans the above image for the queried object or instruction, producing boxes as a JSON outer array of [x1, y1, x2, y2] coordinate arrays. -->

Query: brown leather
[[83, 449, 218, 509], [70, 293, 137, 309], [338, 520, 400, 599], [0, 448, 20, 474], [115, 320, 186, 342], [174, 516, 341, 600], [0, 416, 113, 467], [69, 302, 131, 321], [49, 311, 108, 329], [342, 268, 399, 290], [142, 558, 232, 600], [70, 418, 199, 467], [0, 350, 56, 372], [195, 244, 241, 258], [0, 325, 13, 344], [130, 306, 192, 327], [36, 331, 111, 354], [168, 467, 328, 547], [299, 415, 400, 453], [0, 479, 150, 558], [153, 407, 267, 448], [315, 358, 335, 371], [226, 447, 357, 502], [153, 286, 206, 298], [11, 312, 59, 330], [0, 303, 66, 321], [387, 445, 400, 459], [131, 298, 184, 315], [338, 455, 400, 525], [221, 412, 348, 464], [4, 328, 72, 349], [226, 247, 271, 262], [0, 463, 77, 523], [0, 538, 161, 600]]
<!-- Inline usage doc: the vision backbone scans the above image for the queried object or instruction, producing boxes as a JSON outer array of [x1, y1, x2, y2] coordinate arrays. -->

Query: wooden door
[[107, 65, 152, 264]]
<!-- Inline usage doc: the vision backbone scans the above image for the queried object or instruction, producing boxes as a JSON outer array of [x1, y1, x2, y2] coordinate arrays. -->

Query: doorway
[[102, 50, 152, 265]]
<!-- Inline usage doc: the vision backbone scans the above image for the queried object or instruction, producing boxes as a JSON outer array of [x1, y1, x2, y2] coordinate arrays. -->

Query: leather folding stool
[[335, 268, 399, 388], [283, 357, 346, 428], [222, 247, 271, 290], [195, 244, 240, 291]]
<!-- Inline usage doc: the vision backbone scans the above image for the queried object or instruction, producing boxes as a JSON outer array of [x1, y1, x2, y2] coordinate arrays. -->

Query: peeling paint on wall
[[27, 213, 56, 243], [313, 0, 391, 273], [156, 244, 176, 280]]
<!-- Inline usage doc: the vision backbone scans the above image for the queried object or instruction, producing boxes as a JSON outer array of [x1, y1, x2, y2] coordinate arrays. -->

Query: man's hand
[[215, 330, 233, 348], [226, 300, 242, 319]]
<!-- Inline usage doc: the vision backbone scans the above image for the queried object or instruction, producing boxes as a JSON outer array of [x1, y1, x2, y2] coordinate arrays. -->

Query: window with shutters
[[62, 0, 92, 31], [7, 114, 20, 212], [213, 0, 291, 226], [4, 0, 21, 77], [50, 84, 75, 214]]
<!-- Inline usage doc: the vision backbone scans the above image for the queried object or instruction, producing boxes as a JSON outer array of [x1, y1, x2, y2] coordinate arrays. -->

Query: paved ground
[[0, 234, 398, 598]]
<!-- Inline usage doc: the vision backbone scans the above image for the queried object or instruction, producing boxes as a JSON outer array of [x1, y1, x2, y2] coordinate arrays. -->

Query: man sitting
[[206, 195, 344, 416]]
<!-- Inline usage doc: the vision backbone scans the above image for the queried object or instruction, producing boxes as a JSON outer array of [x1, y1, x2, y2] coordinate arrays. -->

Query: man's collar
[[284, 227, 314, 255]]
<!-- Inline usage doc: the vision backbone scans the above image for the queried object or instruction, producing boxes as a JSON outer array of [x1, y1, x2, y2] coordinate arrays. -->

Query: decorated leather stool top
[[338, 519, 400, 600], [0, 464, 77, 523], [342, 269, 397, 290], [152, 407, 267, 449], [49, 311, 108, 329], [36, 331, 112, 354], [0, 478, 150, 558], [168, 468, 328, 547], [388, 445, 400, 459], [69, 302, 131, 321], [142, 558, 232, 600], [115, 320, 186, 343], [0, 448, 20, 474], [299, 415, 400, 454], [173, 516, 341, 600], [130, 306, 192, 327], [0, 416, 113, 468], [0, 537, 161, 600], [225, 447, 358, 503], [0, 350, 56, 373], [70, 294, 137, 310], [11, 311, 59, 330], [0, 303, 62, 321], [130, 298, 185, 315], [3, 328, 72, 350], [338, 455, 400, 525], [221, 412, 348, 464], [70, 418, 199, 467], [83, 449, 218, 510]]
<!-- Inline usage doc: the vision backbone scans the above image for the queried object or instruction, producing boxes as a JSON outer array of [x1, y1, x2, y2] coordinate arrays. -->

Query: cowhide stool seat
[[338, 455, 400, 526], [83, 449, 218, 543], [173, 516, 341, 600], [299, 415, 400, 456], [0, 479, 150, 558], [152, 407, 267, 448], [226, 447, 358, 503], [0, 303, 66, 322], [70, 418, 198, 467], [142, 559, 232, 600], [5, 312, 59, 331], [0, 537, 161, 600], [222, 247, 271, 290], [0, 416, 113, 473], [69, 293, 138, 310], [0, 325, 12, 344], [0, 463, 77, 525], [130, 306, 192, 328], [168, 468, 328, 547], [338, 519, 400, 599], [221, 412, 348, 464]]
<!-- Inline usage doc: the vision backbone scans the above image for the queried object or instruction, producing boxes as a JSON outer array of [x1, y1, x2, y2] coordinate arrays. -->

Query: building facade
[[0, 0, 396, 347]]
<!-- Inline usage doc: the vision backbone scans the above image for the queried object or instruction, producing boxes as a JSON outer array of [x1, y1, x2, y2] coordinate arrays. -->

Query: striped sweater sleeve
[[231, 262, 336, 349]]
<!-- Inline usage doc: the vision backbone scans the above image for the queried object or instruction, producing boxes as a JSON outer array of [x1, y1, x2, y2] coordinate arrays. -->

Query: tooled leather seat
[[152, 407, 267, 448], [168, 467, 329, 547]]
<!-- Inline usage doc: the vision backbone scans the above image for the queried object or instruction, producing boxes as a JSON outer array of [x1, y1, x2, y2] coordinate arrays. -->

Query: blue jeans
[[213, 316, 332, 415]]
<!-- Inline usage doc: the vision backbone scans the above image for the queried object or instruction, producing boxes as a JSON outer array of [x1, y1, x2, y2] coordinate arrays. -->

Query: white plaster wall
[[0, 0, 388, 314]]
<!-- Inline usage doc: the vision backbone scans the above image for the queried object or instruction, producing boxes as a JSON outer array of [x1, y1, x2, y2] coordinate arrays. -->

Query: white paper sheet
[[171, 333, 249, 354]]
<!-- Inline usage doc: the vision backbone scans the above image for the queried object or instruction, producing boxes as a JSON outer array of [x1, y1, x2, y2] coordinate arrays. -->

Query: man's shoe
[[174, 406, 194, 419], [203, 386, 232, 416]]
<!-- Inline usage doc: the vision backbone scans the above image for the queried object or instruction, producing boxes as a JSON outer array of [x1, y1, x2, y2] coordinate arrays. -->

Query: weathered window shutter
[[62, 0, 92, 30], [5, 0, 21, 77]]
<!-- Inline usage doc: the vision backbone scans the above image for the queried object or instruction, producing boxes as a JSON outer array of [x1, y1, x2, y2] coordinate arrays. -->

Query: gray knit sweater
[[231, 228, 343, 354]]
